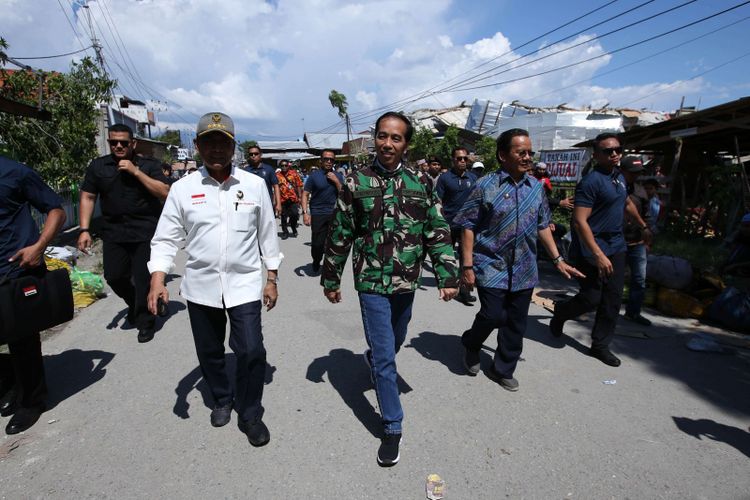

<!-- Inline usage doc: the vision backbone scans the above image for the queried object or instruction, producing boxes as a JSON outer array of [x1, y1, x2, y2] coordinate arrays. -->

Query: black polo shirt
[[0, 156, 63, 279], [244, 163, 278, 203], [80, 154, 168, 243]]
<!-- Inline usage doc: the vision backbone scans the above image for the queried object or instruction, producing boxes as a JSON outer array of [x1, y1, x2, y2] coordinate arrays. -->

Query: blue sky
[[2, 0, 749, 140]]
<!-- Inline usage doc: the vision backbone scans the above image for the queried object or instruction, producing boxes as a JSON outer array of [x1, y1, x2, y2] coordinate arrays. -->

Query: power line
[[445, 0, 750, 93], [10, 46, 93, 60], [313, 0, 630, 133], [619, 50, 750, 107], [525, 15, 750, 105], [441, 0, 700, 93], [56, 0, 89, 51]]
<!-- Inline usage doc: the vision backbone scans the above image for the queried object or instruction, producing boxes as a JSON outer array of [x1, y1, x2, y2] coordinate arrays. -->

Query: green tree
[[0, 54, 115, 185], [154, 129, 181, 147], [408, 126, 437, 162], [434, 125, 460, 166], [475, 135, 499, 171]]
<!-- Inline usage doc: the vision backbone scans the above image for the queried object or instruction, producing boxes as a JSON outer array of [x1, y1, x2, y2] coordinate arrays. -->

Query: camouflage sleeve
[[423, 191, 460, 289], [320, 180, 356, 290]]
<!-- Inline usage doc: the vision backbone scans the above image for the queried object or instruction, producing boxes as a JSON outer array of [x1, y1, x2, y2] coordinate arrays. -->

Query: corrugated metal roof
[[304, 132, 370, 150], [257, 140, 308, 151]]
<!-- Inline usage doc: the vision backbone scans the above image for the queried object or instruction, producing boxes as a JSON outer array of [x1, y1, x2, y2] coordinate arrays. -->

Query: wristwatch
[[462, 265, 474, 271], [552, 255, 565, 265], [267, 276, 279, 285]]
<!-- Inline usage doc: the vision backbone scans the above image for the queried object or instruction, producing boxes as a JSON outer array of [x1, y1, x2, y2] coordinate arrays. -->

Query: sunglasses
[[321, 157, 335, 162], [600, 147, 623, 156], [108, 139, 131, 147], [514, 150, 535, 158], [248, 152, 261, 156], [454, 156, 470, 162]]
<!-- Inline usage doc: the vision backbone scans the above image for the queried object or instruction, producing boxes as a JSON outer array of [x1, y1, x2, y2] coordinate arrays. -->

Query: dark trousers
[[186, 300, 266, 423], [0, 334, 47, 410], [311, 214, 333, 265], [554, 252, 626, 349], [461, 287, 533, 378], [280, 201, 299, 234], [103, 240, 155, 329]]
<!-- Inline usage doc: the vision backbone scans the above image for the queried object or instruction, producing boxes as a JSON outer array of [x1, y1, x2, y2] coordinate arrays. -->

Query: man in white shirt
[[147, 112, 282, 447]]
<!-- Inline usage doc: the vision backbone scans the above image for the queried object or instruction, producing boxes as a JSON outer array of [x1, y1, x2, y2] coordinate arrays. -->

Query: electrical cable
[[10, 46, 94, 60]]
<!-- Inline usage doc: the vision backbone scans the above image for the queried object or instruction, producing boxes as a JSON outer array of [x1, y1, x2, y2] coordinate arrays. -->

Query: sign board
[[539, 148, 588, 185]]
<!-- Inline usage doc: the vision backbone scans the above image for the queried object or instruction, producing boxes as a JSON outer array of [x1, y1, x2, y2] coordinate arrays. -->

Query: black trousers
[[280, 201, 299, 234], [311, 213, 333, 265], [103, 240, 155, 329], [0, 334, 47, 410], [554, 252, 626, 350], [461, 287, 533, 378], [186, 300, 266, 423]]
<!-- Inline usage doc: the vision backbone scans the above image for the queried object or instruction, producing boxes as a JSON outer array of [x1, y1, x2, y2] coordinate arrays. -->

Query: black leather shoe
[[238, 419, 270, 447], [0, 387, 18, 417], [210, 403, 232, 427], [589, 347, 621, 367], [137, 328, 155, 343], [6, 406, 43, 435]]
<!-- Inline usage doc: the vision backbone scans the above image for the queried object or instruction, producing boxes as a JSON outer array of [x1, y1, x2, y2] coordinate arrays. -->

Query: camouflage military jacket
[[321, 161, 459, 294]]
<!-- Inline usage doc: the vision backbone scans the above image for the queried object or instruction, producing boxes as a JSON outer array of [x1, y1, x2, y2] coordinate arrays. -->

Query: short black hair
[[495, 128, 529, 154], [248, 144, 262, 153], [451, 146, 469, 157], [643, 178, 659, 189], [375, 112, 413, 142], [427, 155, 441, 164], [321, 149, 336, 158], [593, 132, 621, 151], [108, 123, 134, 139]]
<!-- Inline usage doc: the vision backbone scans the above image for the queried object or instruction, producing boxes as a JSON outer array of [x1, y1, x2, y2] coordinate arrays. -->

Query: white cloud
[[1, 0, 730, 138]]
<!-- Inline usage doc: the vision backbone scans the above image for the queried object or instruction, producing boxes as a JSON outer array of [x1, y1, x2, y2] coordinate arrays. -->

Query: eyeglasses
[[600, 147, 623, 156], [454, 156, 470, 162], [321, 157, 335, 162], [248, 152, 261, 156], [108, 139, 131, 147], [514, 150, 535, 158]]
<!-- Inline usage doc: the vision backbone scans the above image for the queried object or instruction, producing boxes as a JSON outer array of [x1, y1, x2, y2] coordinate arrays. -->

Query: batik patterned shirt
[[453, 170, 551, 291]]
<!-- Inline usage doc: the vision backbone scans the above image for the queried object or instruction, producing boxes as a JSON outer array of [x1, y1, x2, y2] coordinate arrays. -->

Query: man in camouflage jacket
[[321, 112, 459, 467]]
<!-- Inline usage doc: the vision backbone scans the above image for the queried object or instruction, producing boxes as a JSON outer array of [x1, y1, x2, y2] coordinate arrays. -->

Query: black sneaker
[[363, 349, 375, 384], [238, 418, 270, 447], [311, 261, 321, 273], [377, 433, 402, 466], [463, 346, 480, 376], [210, 403, 232, 427]]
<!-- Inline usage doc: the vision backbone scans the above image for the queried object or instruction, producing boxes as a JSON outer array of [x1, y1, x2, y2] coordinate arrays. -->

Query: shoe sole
[[487, 369, 519, 392]]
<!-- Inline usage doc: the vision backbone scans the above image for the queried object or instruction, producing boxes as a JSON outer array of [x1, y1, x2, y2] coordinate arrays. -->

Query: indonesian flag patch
[[23, 285, 38, 297]]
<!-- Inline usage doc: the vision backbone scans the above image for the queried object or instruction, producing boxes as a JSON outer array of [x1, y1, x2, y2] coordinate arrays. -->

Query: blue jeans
[[626, 244, 647, 317], [358, 292, 415, 435]]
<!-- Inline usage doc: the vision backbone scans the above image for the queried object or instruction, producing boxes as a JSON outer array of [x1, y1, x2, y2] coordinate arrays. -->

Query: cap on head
[[535, 162, 547, 171], [197, 112, 235, 140], [472, 161, 485, 170], [620, 156, 645, 173], [416, 159, 427, 166]]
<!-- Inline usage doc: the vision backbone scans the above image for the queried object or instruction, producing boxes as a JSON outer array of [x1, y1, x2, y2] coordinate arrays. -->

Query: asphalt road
[[1, 224, 748, 499]]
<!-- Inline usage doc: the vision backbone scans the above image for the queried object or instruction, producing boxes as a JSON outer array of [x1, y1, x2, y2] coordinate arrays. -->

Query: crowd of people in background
[[1, 109, 679, 469]]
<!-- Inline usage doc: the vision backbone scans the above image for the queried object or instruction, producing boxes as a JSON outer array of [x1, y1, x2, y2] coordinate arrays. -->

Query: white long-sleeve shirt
[[148, 166, 282, 308]]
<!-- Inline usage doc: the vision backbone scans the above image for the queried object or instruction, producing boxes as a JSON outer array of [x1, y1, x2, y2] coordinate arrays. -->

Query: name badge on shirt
[[191, 193, 206, 205]]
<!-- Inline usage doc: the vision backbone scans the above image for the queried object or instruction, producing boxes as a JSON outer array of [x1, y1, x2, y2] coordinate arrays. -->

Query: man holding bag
[[0, 155, 66, 434]]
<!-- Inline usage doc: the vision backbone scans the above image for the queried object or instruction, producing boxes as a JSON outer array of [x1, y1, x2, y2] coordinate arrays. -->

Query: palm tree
[[328, 89, 351, 143]]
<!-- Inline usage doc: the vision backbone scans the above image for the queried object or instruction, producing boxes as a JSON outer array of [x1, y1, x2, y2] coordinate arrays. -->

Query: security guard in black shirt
[[77, 124, 170, 342]]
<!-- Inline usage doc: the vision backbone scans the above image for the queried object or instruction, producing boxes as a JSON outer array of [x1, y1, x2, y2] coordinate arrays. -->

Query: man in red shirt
[[276, 160, 303, 238]]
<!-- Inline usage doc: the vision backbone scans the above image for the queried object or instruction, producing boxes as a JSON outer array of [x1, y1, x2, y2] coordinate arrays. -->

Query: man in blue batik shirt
[[453, 129, 582, 392]]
